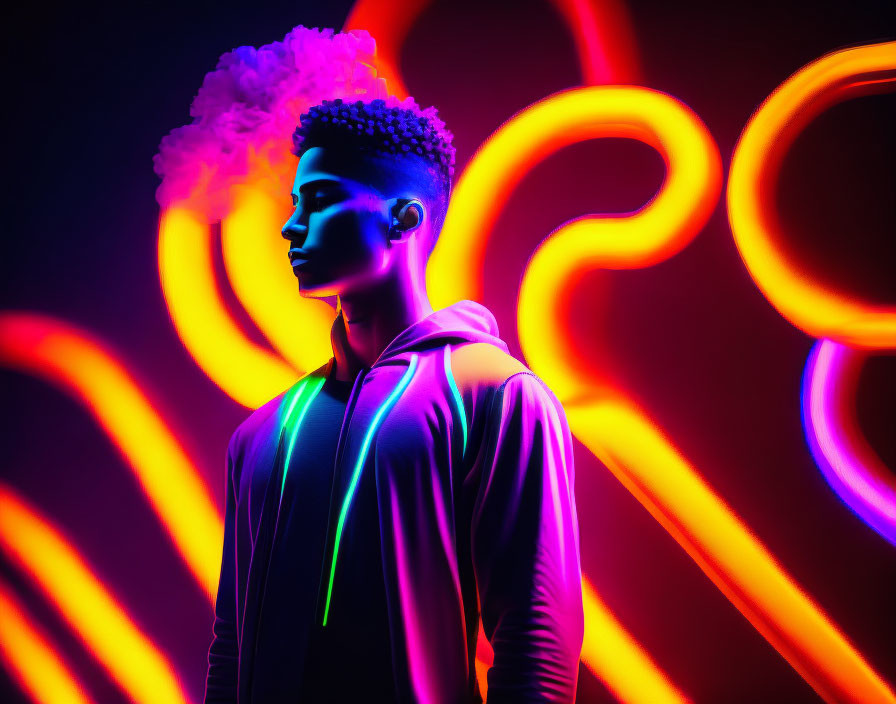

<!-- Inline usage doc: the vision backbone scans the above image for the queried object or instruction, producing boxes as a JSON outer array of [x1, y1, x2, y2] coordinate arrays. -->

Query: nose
[[281, 210, 309, 241]]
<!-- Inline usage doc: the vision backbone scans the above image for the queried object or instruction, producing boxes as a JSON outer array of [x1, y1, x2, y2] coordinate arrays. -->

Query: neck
[[329, 275, 433, 382]]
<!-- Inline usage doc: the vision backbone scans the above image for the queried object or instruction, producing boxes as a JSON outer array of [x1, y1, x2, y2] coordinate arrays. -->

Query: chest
[[239, 356, 465, 544]]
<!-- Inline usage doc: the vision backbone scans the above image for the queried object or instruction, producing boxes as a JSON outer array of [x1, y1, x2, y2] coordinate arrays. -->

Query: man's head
[[282, 97, 455, 298]]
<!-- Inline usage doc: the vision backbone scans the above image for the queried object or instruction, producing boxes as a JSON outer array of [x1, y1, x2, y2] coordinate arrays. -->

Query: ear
[[388, 198, 425, 241]]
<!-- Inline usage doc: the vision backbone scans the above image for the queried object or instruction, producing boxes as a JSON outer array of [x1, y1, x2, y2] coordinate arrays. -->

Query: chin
[[297, 278, 339, 298]]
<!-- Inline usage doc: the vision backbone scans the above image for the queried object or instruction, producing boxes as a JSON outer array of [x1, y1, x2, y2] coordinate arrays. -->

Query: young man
[[204, 97, 584, 703]]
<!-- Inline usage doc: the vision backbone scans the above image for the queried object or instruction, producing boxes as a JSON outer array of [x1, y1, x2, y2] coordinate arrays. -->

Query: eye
[[307, 191, 333, 211]]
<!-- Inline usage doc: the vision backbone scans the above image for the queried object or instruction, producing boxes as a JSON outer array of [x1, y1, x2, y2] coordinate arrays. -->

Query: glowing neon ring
[[802, 340, 896, 545], [728, 41, 896, 348]]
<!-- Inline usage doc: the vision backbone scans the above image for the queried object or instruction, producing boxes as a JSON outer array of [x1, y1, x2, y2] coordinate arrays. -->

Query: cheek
[[314, 204, 386, 261]]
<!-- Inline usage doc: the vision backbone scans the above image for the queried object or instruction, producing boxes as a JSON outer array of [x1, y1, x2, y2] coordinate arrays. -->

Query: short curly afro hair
[[291, 97, 456, 251]]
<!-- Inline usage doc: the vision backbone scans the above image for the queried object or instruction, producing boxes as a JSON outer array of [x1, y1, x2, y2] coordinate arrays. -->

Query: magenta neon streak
[[428, 457, 464, 603], [569, 0, 614, 82], [389, 478, 434, 701], [801, 339, 896, 545]]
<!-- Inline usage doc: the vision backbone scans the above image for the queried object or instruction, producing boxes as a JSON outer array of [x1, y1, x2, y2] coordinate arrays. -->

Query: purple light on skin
[[801, 339, 896, 546]]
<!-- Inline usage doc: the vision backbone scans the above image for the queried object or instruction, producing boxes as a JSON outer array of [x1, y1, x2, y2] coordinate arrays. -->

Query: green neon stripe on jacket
[[322, 353, 419, 626], [278, 378, 307, 440], [280, 374, 327, 503], [444, 344, 468, 459]]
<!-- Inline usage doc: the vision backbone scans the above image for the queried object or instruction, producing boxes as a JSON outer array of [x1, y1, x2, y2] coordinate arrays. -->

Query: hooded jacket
[[204, 298, 584, 703]]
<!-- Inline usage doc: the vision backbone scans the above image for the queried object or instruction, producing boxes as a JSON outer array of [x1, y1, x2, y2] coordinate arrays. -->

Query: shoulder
[[448, 342, 530, 394], [227, 358, 332, 466], [448, 343, 566, 426], [225, 387, 288, 475]]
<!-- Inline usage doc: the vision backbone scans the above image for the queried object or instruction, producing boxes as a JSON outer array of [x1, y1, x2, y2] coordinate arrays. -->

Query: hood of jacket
[[328, 298, 510, 370]]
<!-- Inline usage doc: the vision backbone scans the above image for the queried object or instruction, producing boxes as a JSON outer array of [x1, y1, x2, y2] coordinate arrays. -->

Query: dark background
[[2, 0, 894, 701]]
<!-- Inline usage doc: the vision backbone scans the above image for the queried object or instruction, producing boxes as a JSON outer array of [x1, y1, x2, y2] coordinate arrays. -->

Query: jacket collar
[[328, 298, 510, 375]]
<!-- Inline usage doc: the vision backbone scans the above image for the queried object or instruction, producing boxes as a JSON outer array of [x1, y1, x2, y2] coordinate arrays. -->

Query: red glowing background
[[1, 1, 894, 702]]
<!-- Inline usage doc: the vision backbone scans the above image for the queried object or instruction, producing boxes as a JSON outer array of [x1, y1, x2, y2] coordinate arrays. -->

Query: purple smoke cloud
[[153, 25, 422, 219]]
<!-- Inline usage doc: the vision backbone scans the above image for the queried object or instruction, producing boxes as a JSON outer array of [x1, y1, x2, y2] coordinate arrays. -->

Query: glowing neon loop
[[802, 340, 896, 545], [0, 312, 223, 602], [429, 86, 719, 317], [0, 579, 93, 704], [509, 86, 720, 400], [159, 206, 300, 408], [444, 344, 468, 458], [0, 486, 191, 704], [727, 41, 896, 348], [323, 353, 419, 626]]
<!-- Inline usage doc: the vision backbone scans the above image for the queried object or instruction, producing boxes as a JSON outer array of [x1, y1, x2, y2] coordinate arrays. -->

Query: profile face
[[281, 146, 393, 298]]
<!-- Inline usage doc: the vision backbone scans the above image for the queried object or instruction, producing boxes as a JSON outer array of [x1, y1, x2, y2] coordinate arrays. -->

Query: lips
[[288, 247, 311, 275], [288, 247, 311, 265]]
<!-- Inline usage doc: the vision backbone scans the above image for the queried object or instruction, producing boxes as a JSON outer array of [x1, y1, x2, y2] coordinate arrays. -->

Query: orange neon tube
[[727, 41, 896, 348], [0, 579, 94, 704], [0, 485, 192, 704], [0, 311, 222, 601]]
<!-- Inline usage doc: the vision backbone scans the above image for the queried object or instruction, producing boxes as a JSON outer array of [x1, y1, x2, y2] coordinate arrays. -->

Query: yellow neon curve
[[566, 399, 896, 704], [0, 312, 222, 601], [727, 40, 896, 348], [512, 86, 720, 400], [222, 185, 334, 372], [581, 577, 691, 704], [158, 205, 300, 408], [0, 579, 93, 704], [0, 486, 192, 704], [428, 86, 719, 311]]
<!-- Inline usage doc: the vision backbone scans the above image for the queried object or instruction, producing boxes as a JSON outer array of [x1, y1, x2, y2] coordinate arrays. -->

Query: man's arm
[[204, 431, 240, 703], [471, 371, 585, 703]]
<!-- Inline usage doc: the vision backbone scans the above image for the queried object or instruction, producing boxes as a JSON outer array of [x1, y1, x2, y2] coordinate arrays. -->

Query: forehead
[[292, 146, 387, 195]]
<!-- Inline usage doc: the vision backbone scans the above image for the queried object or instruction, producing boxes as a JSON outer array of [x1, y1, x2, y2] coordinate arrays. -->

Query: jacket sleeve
[[471, 372, 585, 703], [204, 430, 240, 703]]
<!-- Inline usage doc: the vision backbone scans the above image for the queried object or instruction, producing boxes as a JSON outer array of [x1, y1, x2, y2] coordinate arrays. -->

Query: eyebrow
[[291, 177, 341, 200]]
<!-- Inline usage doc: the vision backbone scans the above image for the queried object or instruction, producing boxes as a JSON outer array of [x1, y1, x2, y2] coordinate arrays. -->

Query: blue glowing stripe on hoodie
[[443, 344, 468, 459], [322, 353, 420, 626], [280, 373, 327, 504]]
